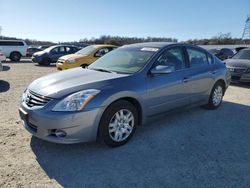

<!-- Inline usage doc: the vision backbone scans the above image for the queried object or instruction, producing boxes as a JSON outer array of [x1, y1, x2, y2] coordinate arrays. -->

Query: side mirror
[[150, 65, 173, 75]]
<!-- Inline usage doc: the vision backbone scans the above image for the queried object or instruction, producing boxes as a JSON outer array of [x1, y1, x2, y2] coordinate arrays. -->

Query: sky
[[0, 0, 249, 42]]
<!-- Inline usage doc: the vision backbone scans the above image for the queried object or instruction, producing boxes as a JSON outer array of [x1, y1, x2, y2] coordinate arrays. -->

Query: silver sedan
[[19, 42, 230, 147]]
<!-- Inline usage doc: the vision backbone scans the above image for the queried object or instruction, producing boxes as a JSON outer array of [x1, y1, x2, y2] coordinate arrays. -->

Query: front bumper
[[56, 62, 67, 71], [31, 56, 41, 63], [19, 101, 104, 144], [230, 72, 250, 82], [56, 61, 80, 71]]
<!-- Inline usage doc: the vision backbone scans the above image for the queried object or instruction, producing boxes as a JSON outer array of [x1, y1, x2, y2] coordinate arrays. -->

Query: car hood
[[28, 68, 127, 99], [58, 54, 86, 61], [224, 59, 250, 67], [33, 50, 46, 56]]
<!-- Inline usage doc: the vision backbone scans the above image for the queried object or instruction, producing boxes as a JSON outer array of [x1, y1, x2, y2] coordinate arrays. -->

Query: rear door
[[184, 46, 215, 104], [146, 46, 193, 116]]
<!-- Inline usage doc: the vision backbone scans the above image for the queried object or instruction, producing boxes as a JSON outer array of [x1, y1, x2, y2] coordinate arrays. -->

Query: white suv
[[0, 40, 28, 61]]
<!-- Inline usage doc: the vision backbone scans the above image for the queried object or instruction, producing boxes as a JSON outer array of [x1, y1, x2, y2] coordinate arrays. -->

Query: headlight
[[66, 58, 76, 64], [52, 89, 100, 112], [22, 89, 28, 102]]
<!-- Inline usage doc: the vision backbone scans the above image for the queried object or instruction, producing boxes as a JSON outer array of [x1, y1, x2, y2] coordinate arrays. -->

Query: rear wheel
[[98, 100, 138, 147], [206, 82, 224, 109], [10, 52, 21, 62]]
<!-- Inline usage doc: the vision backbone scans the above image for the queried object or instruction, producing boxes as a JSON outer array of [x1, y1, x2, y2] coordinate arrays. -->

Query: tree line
[[0, 33, 249, 46]]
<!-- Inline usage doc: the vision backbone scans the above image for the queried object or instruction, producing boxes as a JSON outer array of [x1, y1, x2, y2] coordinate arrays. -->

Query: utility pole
[[242, 15, 250, 40]]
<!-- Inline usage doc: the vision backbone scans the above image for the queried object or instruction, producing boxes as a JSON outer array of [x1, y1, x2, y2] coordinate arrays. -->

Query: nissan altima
[[19, 42, 230, 147]]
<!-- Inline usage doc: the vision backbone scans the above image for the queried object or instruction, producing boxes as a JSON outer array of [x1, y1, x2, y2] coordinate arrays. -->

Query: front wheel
[[206, 82, 224, 110], [41, 57, 51, 66], [98, 100, 138, 147]]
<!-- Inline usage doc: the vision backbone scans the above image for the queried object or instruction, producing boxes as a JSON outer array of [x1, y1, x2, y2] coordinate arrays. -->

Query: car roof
[[123, 42, 175, 49], [90, 44, 118, 48], [121, 42, 206, 52], [49, 45, 78, 48]]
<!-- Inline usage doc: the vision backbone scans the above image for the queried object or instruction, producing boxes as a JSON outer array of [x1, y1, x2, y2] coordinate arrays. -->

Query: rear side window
[[65, 47, 71, 52], [186, 48, 209, 67], [0, 41, 24, 46]]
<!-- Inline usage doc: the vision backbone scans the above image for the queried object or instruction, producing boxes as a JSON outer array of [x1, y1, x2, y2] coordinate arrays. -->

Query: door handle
[[209, 70, 217, 75], [183, 77, 189, 83]]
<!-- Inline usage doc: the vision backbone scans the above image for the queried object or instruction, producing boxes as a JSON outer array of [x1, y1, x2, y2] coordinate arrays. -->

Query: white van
[[0, 40, 28, 61]]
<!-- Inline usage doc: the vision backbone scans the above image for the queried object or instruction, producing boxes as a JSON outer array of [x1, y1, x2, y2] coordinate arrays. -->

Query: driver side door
[[146, 46, 193, 116]]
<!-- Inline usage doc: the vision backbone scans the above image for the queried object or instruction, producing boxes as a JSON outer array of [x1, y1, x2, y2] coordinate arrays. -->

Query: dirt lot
[[0, 59, 250, 188]]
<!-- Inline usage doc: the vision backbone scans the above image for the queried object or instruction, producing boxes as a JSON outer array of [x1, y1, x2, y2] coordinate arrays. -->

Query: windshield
[[43, 46, 56, 53], [232, 49, 250, 60], [88, 47, 156, 74], [75, 45, 97, 55]]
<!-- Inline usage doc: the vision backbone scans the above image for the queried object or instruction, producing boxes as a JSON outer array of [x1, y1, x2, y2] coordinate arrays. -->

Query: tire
[[41, 57, 51, 66], [98, 100, 138, 147], [10, 52, 21, 62], [206, 82, 224, 110]]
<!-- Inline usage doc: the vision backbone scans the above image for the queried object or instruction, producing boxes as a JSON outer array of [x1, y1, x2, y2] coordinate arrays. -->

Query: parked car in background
[[26, 47, 42, 57], [0, 40, 28, 61], [217, 48, 234, 60], [224, 48, 250, 82], [19, 42, 230, 147], [235, 47, 248, 53], [209, 48, 234, 60], [56, 44, 117, 70], [32, 45, 80, 66]]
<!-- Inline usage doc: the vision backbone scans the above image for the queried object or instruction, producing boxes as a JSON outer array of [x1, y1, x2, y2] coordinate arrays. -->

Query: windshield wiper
[[89, 68, 116, 74]]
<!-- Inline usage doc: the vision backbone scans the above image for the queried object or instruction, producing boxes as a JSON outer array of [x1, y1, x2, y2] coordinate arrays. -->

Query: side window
[[58, 46, 65, 53], [0, 41, 24, 46], [65, 47, 71, 53], [187, 48, 209, 67], [155, 47, 185, 71]]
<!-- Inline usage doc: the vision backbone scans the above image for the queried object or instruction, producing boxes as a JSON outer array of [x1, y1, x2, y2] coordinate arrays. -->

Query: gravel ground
[[0, 59, 250, 188]]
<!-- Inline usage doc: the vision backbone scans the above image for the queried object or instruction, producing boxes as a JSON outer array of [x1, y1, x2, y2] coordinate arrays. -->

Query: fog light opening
[[53, 129, 67, 138]]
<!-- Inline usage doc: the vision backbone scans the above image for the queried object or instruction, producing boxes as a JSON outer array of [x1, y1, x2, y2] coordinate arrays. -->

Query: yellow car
[[56, 44, 117, 70]]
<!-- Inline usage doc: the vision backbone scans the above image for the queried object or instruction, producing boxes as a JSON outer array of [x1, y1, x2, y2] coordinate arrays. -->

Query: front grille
[[233, 67, 247, 73], [231, 76, 241, 80], [25, 90, 51, 107]]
